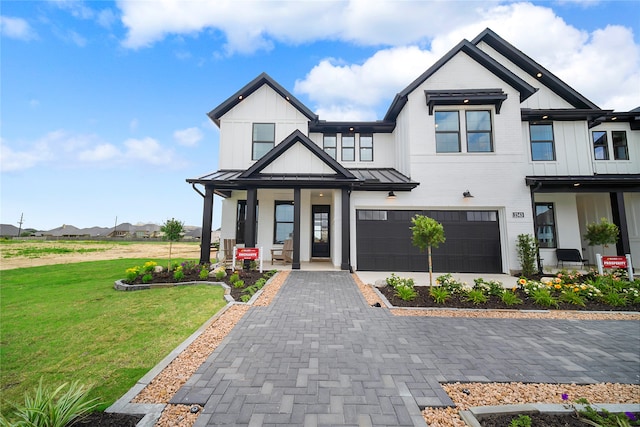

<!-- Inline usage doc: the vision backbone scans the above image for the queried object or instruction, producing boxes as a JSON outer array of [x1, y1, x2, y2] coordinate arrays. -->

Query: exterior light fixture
[[387, 191, 396, 199], [573, 183, 580, 187], [611, 117, 617, 121], [319, 193, 324, 197], [542, 115, 548, 119], [536, 72, 543, 78], [349, 127, 354, 132], [238, 95, 243, 100], [463, 190, 473, 198], [463, 99, 469, 103]]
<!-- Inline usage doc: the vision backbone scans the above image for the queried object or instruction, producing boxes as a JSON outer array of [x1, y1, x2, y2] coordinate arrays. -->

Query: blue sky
[[1, 0, 639, 231]]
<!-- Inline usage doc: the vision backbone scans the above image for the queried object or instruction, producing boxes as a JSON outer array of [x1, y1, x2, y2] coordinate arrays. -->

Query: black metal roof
[[526, 175, 640, 192], [425, 89, 508, 114]]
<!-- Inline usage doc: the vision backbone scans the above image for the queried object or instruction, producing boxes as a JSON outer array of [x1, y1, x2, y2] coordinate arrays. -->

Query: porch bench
[[556, 248, 588, 268]]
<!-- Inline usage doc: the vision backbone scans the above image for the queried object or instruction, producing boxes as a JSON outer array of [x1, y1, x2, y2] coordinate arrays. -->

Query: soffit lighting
[[463, 99, 469, 104], [536, 72, 543, 78], [542, 115, 548, 119], [573, 183, 580, 187], [611, 117, 617, 121], [238, 95, 243, 100], [387, 191, 396, 199], [463, 190, 474, 198]]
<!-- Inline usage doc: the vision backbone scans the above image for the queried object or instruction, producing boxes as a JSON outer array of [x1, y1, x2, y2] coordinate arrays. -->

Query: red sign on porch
[[602, 256, 628, 269], [236, 248, 260, 260]]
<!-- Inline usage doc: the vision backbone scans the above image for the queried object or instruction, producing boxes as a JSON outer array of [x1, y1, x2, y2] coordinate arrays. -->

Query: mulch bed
[[378, 286, 640, 312], [125, 268, 268, 301], [479, 412, 640, 427], [70, 412, 143, 426]]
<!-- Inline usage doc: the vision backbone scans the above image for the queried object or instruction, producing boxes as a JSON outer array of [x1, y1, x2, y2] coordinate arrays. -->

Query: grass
[[0, 258, 228, 414]]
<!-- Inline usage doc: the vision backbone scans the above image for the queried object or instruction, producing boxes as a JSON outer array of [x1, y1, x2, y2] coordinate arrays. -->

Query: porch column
[[341, 187, 351, 271], [199, 185, 214, 264], [245, 187, 257, 247], [292, 187, 301, 269], [610, 192, 631, 255]]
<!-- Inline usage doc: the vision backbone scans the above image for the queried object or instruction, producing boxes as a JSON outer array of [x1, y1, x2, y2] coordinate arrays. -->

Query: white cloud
[[294, 2, 639, 117], [124, 137, 175, 165], [0, 16, 37, 41], [173, 127, 203, 147], [116, 0, 488, 53], [77, 144, 121, 162]]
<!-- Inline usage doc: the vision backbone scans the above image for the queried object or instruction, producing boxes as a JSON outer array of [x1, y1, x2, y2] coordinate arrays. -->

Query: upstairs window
[[274, 201, 294, 244], [612, 131, 629, 160], [252, 123, 275, 160], [435, 111, 460, 153], [341, 134, 355, 161], [359, 134, 373, 161], [323, 134, 337, 159], [530, 123, 555, 161], [592, 131, 609, 160], [466, 110, 492, 152], [535, 202, 556, 248]]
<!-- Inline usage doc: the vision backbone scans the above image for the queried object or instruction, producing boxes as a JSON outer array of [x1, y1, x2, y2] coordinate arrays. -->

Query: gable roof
[[207, 72, 317, 126], [472, 28, 600, 110], [240, 130, 355, 179], [384, 38, 537, 121]]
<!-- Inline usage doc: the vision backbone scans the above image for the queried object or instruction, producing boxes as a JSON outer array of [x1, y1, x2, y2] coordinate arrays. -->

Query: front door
[[312, 205, 330, 258]]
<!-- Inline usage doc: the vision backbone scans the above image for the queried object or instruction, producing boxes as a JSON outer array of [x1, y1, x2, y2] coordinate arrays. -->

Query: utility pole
[[17, 213, 24, 237]]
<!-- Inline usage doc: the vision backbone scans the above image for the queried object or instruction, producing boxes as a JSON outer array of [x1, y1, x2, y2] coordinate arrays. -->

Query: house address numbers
[[512, 211, 525, 218]]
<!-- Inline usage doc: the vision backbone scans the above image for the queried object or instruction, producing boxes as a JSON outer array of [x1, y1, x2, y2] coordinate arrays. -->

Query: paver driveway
[[171, 271, 640, 427]]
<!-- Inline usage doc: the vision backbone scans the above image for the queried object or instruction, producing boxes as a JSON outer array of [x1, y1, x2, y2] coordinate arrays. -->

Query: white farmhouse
[[188, 28, 640, 274]]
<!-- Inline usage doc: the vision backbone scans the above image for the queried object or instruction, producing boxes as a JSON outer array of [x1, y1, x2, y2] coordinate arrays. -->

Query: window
[[323, 134, 337, 159], [592, 131, 609, 160], [466, 111, 492, 152], [435, 111, 460, 153], [235, 201, 258, 244], [252, 123, 275, 160], [274, 201, 294, 244], [535, 203, 556, 248], [357, 210, 387, 221], [359, 134, 373, 161], [530, 123, 555, 161], [612, 131, 629, 160], [341, 134, 355, 161]]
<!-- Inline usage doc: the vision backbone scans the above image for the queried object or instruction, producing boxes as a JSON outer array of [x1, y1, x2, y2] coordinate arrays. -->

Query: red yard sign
[[602, 256, 628, 269], [236, 247, 260, 260]]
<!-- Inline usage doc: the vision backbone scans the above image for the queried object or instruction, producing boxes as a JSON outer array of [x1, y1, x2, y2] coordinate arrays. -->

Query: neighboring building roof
[[207, 72, 317, 126], [384, 38, 537, 121], [472, 28, 600, 110], [0, 224, 20, 237]]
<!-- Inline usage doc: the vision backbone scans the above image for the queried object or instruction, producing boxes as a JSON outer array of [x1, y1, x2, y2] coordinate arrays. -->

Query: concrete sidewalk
[[169, 271, 639, 427]]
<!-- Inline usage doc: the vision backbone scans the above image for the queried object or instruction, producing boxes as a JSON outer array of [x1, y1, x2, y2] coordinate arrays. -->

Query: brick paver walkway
[[171, 271, 640, 426]]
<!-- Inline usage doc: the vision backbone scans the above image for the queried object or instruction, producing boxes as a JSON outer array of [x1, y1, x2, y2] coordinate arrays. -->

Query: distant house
[[0, 224, 20, 238], [189, 28, 639, 273]]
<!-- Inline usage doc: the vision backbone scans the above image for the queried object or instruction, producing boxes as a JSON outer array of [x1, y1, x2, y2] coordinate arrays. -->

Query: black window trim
[[359, 133, 374, 162], [273, 200, 294, 244], [341, 133, 355, 162], [465, 110, 493, 153], [535, 202, 557, 249], [323, 133, 337, 159], [252, 122, 275, 161], [435, 110, 461, 153], [529, 122, 556, 161]]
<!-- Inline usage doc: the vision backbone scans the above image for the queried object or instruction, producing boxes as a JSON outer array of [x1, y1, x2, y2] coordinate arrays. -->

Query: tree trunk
[[428, 245, 433, 286], [168, 241, 173, 270]]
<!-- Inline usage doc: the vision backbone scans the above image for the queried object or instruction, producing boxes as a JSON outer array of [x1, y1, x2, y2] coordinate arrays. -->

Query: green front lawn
[[0, 259, 227, 414]]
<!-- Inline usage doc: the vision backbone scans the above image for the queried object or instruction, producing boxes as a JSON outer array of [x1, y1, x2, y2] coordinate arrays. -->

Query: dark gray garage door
[[356, 210, 502, 273]]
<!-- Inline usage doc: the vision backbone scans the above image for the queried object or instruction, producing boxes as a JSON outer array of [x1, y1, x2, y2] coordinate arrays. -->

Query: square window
[[435, 111, 460, 153], [612, 131, 629, 160], [342, 134, 355, 161], [530, 123, 555, 161], [592, 131, 609, 160], [252, 123, 275, 160]]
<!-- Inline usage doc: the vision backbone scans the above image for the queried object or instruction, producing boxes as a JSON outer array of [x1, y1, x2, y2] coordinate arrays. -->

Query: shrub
[[0, 379, 100, 427], [394, 284, 417, 301], [233, 280, 245, 289], [584, 217, 619, 248], [473, 278, 504, 297], [240, 295, 251, 303], [560, 290, 586, 307], [516, 234, 538, 277], [436, 274, 465, 294], [142, 273, 153, 284], [501, 290, 522, 306], [229, 273, 240, 284], [602, 291, 627, 307], [530, 288, 558, 308], [173, 266, 184, 281], [429, 286, 450, 304], [466, 289, 488, 305], [142, 261, 157, 274], [199, 266, 209, 280], [125, 266, 140, 282]]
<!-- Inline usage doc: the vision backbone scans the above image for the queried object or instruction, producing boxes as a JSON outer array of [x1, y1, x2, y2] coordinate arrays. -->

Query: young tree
[[516, 234, 539, 278], [161, 218, 184, 269], [584, 218, 619, 252], [410, 215, 446, 286]]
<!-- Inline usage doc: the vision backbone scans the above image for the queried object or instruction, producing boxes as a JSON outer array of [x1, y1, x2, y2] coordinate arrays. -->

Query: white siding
[[589, 122, 640, 174], [261, 142, 337, 174]]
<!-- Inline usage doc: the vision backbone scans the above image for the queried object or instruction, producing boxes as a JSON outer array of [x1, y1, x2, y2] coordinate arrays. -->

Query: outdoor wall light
[[463, 190, 474, 198], [387, 191, 397, 199]]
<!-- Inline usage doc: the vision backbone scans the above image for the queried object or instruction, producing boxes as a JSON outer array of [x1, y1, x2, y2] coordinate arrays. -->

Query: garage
[[356, 209, 502, 273]]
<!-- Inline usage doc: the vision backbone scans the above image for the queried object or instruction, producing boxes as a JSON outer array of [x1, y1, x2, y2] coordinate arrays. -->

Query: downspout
[[191, 183, 206, 198]]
